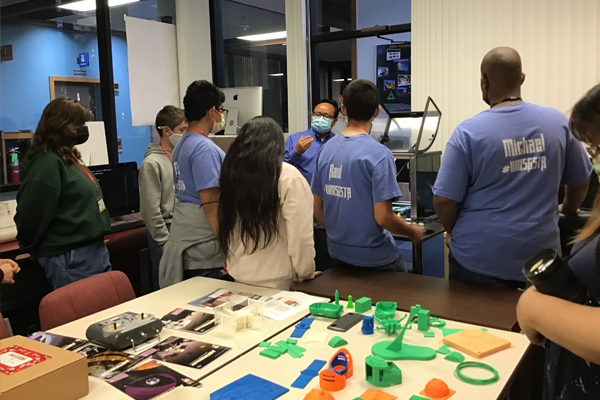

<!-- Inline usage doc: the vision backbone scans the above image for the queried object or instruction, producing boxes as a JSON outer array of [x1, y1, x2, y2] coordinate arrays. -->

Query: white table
[[48, 277, 326, 400], [197, 302, 530, 400]]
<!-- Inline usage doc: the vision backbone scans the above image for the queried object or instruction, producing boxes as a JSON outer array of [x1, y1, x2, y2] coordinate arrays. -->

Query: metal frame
[[307, 0, 410, 112], [95, 0, 119, 164]]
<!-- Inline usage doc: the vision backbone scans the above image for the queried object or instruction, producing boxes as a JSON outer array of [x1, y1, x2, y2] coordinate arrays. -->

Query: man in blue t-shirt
[[433, 47, 593, 287], [312, 79, 423, 270], [284, 99, 339, 184], [160, 80, 229, 287]]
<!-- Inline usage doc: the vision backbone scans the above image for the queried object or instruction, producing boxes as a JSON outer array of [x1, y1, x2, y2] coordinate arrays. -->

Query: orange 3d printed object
[[304, 388, 335, 400], [419, 378, 456, 400], [319, 348, 354, 391]]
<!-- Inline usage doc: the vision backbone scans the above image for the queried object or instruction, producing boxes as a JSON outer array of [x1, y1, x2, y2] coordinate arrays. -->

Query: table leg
[[412, 242, 423, 275]]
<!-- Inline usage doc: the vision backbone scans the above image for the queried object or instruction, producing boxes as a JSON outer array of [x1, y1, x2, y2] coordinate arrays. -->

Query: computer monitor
[[220, 87, 263, 134], [88, 162, 139, 218]]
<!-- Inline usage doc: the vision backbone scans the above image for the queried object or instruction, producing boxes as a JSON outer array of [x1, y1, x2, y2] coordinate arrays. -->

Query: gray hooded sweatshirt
[[139, 143, 175, 246]]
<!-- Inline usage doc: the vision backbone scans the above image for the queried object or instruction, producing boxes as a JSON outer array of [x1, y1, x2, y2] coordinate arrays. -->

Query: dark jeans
[[184, 267, 234, 281], [448, 253, 525, 289], [331, 256, 407, 272], [38, 241, 112, 290], [147, 232, 163, 291]]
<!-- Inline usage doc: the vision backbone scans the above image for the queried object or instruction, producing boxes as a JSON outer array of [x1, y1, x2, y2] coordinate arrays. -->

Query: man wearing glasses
[[284, 100, 339, 184], [160, 80, 229, 288]]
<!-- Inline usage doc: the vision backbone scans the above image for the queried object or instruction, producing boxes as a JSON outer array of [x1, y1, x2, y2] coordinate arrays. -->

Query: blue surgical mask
[[311, 116, 333, 134]]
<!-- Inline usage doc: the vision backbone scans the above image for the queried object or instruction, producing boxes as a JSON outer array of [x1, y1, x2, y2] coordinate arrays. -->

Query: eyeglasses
[[312, 112, 336, 121]]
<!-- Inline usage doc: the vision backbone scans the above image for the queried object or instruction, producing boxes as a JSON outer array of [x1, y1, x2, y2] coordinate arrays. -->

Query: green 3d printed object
[[455, 361, 500, 385], [310, 302, 344, 318], [423, 331, 435, 338], [374, 302, 397, 320], [417, 309, 430, 331], [445, 351, 465, 363], [436, 344, 451, 355], [328, 336, 348, 348], [371, 312, 436, 361], [347, 295, 354, 308], [365, 355, 402, 387], [355, 297, 372, 313]]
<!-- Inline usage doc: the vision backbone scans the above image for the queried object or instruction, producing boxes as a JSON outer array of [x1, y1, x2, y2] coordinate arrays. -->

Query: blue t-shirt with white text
[[172, 132, 225, 205], [433, 102, 593, 281], [311, 134, 402, 267]]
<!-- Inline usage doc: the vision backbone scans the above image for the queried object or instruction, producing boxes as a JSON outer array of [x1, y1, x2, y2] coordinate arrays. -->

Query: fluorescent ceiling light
[[269, 73, 284, 77], [332, 79, 346, 82], [58, 0, 139, 12], [238, 31, 287, 42]]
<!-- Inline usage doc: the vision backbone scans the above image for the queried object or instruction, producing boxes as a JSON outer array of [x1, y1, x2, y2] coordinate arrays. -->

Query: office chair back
[[0, 312, 9, 339], [39, 271, 135, 331]]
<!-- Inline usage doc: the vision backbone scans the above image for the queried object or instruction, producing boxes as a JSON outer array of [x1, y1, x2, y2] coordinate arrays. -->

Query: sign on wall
[[376, 43, 411, 112]]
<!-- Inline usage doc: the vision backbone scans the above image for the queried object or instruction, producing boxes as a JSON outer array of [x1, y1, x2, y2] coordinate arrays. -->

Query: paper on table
[[188, 289, 274, 311], [264, 291, 323, 321]]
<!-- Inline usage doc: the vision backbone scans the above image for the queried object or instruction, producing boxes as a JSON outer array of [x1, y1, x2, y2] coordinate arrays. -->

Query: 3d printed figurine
[[362, 316, 374, 335], [355, 297, 372, 313], [347, 295, 354, 309], [365, 355, 402, 387], [310, 303, 344, 319], [419, 378, 455, 400], [320, 348, 354, 392], [374, 302, 397, 320]]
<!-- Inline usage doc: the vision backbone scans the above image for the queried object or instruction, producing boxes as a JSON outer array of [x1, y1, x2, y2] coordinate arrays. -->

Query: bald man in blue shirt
[[284, 100, 339, 184]]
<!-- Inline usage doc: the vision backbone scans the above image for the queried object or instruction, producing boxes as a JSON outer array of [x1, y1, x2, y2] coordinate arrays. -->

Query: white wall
[[412, 0, 600, 153], [175, 0, 213, 106]]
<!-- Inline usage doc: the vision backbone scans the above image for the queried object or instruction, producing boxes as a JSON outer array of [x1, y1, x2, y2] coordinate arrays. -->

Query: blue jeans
[[448, 253, 525, 289], [331, 256, 407, 272], [38, 242, 112, 290]]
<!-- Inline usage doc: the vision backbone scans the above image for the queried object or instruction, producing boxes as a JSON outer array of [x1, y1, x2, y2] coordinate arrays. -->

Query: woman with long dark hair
[[218, 116, 317, 289], [14, 97, 111, 289], [517, 83, 600, 399]]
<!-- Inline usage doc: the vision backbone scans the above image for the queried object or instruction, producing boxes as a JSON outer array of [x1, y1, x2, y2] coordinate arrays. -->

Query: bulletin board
[[376, 43, 411, 112]]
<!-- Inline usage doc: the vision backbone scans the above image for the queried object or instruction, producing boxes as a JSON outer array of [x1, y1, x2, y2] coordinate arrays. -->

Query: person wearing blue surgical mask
[[284, 100, 339, 184]]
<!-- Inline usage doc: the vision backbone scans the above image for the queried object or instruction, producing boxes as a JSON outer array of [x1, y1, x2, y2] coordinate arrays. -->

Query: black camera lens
[[523, 249, 589, 304]]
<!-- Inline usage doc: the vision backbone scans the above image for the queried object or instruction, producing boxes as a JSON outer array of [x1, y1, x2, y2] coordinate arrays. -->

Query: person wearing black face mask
[[14, 98, 112, 290]]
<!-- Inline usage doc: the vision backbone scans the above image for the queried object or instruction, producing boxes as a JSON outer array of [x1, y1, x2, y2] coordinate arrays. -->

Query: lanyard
[[189, 127, 208, 137], [72, 154, 96, 187], [490, 97, 522, 108], [160, 144, 172, 163], [347, 124, 369, 134]]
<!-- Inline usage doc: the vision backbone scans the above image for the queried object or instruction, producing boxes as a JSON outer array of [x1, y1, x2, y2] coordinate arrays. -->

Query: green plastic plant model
[[365, 355, 402, 387], [347, 295, 354, 308], [445, 351, 466, 363], [417, 309, 430, 331], [355, 297, 372, 313], [309, 302, 344, 318], [374, 302, 397, 320], [328, 336, 348, 348], [371, 313, 436, 361]]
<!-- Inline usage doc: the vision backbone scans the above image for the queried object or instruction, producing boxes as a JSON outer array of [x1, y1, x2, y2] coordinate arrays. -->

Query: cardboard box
[[0, 335, 88, 400]]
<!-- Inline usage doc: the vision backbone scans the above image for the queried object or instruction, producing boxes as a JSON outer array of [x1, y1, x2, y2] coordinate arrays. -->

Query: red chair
[[39, 271, 135, 331], [0, 312, 9, 339]]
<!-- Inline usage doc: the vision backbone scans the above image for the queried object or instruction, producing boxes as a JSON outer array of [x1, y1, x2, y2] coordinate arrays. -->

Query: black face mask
[[76, 126, 89, 145]]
